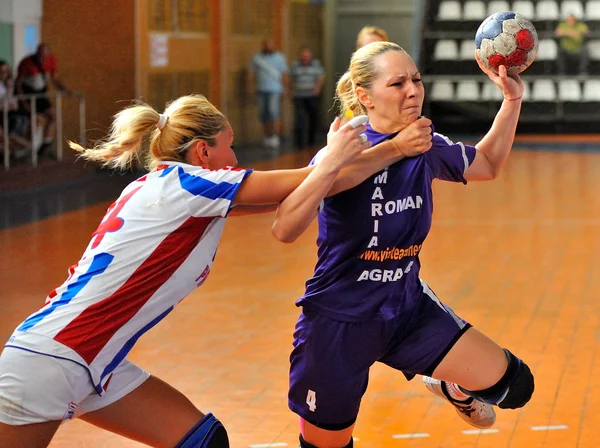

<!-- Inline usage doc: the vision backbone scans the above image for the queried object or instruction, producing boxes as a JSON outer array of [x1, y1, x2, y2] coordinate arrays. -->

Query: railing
[[1, 91, 86, 171]]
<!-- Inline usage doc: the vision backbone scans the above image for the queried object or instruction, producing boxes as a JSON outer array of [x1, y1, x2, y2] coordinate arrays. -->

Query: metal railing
[[1, 91, 86, 171]]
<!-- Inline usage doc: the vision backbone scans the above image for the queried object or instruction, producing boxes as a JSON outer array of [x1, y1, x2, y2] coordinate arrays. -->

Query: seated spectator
[[15, 43, 69, 159], [555, 14, 589, 75], [0, 60, 30, 160]]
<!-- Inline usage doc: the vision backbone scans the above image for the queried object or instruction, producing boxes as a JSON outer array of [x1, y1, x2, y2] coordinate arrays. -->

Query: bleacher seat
[[438, 0, 462, 20], [456, 80, 480, 100], [587, 40, 600, 60], [430, 81, 455, 101], [462, 1, 487, 20], [558, 80, 582, 101], [512, 1, 535, 20], [582, 80, 600, 101], [535, 0, 560, 20], [488, 1, 510, 16], [481, 81, 504, 101], [459, 40, 476, 59], [521, 81, 531, 101], [561, 1, 584, 19], [532, 79, 557, 101], [434, 40, 459, 60], [585, 1, 600, 20], [536, 39, 558, 60]]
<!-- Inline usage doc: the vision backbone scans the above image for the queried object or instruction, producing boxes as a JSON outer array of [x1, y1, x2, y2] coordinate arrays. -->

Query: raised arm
[[272, 116, 433, 243], [465, 55, 524, 181]]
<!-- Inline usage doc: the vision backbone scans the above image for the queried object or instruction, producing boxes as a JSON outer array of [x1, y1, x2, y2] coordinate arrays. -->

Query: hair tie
[[157, 114, 169, 130]]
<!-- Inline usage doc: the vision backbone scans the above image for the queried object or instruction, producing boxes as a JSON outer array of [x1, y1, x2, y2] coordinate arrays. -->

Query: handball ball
[[475, 11, 538, 74]]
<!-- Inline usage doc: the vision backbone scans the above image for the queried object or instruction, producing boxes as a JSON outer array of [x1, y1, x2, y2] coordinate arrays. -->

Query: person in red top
[[15, 43, 69, 158]]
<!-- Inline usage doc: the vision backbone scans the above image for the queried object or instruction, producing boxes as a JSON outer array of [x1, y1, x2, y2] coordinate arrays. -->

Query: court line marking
[[462, 429, 500, 435], [392, 433, 430, 439], [531, 425, 569, 431], [249, 443, 288, 448]]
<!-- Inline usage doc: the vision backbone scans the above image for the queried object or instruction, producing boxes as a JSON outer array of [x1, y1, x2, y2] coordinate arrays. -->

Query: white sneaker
[[423, 376, 496, 429]]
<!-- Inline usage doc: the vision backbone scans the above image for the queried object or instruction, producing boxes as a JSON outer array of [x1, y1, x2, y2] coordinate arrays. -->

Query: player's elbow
[[271, 224, 299, 244]]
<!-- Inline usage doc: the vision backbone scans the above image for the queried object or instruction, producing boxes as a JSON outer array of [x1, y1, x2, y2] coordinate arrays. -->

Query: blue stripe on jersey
[[18, 253, 114, 332], [159, 166, 176, 177], [95, 306, 173, 393], [177, 166, 240, 201]]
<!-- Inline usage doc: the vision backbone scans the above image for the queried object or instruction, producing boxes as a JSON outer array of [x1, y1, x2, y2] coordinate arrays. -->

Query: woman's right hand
[[320, 115, 372, 172]]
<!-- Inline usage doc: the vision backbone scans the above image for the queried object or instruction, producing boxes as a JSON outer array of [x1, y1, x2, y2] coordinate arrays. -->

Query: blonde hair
[[356, 26, 389, 49], [70, 94, 228, 171], [336, 41, 405, 117]]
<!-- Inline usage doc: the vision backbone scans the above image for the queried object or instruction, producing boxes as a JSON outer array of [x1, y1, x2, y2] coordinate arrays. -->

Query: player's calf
[[175, 413, 229, 448]]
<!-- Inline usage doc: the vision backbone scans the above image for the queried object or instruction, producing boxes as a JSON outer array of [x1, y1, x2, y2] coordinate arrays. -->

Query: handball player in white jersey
[[272, 42, 535, 448], [0, 94, 429, 447]]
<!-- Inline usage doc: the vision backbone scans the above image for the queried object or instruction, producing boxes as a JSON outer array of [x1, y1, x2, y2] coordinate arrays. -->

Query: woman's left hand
[[475, 52, 524, 101]]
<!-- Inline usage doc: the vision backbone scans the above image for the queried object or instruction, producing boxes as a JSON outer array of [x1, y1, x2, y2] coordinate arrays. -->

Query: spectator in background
[[555, 14, 589, 75], [15, 43, 69, 159], [356, 25, 389, 50], [0, 60, 30, 160], [248, 39, 289, 149], [290, 47, 325, 150]]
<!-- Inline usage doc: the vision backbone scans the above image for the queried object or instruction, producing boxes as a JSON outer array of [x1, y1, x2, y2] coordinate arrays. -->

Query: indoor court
[[2, 138, 599, 448]]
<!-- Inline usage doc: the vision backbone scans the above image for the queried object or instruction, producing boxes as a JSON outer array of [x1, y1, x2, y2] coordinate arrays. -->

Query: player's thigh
[[79, 372, 203, 448], [0, 421, 61, 448], [431, 326, 508, 391]]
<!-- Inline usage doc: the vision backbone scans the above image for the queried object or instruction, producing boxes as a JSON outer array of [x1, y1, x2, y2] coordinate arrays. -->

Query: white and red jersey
[[6, 161, 252, 394]]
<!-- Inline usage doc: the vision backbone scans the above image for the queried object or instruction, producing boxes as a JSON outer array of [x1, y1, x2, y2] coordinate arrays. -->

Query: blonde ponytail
[[336, 71, 365, 117]]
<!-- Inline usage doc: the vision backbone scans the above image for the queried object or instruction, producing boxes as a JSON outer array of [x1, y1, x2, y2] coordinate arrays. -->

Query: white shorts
[[0, 346, 150, 425]]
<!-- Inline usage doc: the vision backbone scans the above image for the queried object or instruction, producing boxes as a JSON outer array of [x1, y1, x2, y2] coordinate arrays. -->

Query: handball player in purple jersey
[[272, 41, 534, 448]]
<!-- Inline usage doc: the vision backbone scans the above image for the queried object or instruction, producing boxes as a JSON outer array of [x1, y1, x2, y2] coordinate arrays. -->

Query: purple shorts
[[288, 281, 471, 425]]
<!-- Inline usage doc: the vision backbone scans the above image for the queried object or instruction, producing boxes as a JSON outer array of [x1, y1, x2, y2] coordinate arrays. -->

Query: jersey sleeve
[[175, 166, 253, 217], [425, 133, 477, 183]]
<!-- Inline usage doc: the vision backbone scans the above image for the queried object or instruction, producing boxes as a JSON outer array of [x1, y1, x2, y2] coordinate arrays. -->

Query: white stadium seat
[[532, 79, 557, 101], [587, 40, 600, 60], [463, 1, 487, 20], [521, 81, 531, 101], [434, 40, 458, 60], [438, 1, 462, 20], [488, 1, 510, 16], [585, 1, 600, 20], [558, 80, 582, 101], [459, 40, 476, 59], [582, 80, 600, 101], [430, 81, 455, 101], [536, 39, 558, 60], [456, 80, 480, 100], [512, 1, 535, 20], [561, 1, 584, 19], [535, 0, 560, 20], [481, 81, 504, 100]]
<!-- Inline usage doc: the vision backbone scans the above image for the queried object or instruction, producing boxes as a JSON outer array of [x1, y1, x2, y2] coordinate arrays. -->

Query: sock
[[444, 381, 470, 402]]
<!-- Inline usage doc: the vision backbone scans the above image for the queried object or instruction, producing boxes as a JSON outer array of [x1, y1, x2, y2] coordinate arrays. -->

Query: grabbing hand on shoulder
[[390, 116, 433, 156], [319, 115, 372, 173]]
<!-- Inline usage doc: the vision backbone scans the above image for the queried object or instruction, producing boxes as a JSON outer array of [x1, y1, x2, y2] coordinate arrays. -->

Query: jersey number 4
[[306, 390, 317, 412]]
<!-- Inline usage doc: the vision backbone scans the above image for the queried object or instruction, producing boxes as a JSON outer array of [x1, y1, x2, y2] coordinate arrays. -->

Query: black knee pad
[[460, 349, 534, 409], [299, 434, 353, 448], [176, 413, 229, 448]]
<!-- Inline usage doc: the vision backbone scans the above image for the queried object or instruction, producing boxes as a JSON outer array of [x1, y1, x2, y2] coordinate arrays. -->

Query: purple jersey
[[297, 125, 477, 321]]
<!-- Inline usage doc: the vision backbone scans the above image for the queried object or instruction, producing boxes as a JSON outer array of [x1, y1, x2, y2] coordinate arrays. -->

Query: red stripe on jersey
[[54, 216, 215, 364], [91, 186, 143, 249]]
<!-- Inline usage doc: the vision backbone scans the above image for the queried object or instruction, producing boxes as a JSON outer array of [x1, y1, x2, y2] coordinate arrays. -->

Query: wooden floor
[[1, 147, 600, 447]]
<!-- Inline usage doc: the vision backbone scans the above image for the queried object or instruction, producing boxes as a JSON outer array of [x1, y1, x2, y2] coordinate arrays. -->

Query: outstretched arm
[[272, 116, 433, 243], [465, 55, 524, 181]]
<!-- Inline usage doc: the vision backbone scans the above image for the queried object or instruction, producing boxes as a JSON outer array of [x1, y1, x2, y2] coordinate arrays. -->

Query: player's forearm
[[327, 139, 403, 196], [272, 163, 339, 243], [475, 98, 522, 178], [229, 204, 278, 216]]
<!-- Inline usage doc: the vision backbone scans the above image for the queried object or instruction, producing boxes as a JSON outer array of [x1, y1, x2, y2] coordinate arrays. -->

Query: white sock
[[444, 382, 470, 402]]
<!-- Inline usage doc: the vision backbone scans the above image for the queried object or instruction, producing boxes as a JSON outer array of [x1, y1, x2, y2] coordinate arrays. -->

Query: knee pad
[[299, 434, 353, 448], [176, 413, 229, 448], [459, 349, 534, 409]]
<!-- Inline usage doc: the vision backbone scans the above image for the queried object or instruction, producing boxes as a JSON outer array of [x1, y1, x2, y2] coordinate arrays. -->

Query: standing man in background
[[248, 39, 289, 149], [555, 14, 589, 75], [290, 47, 325, 150]]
